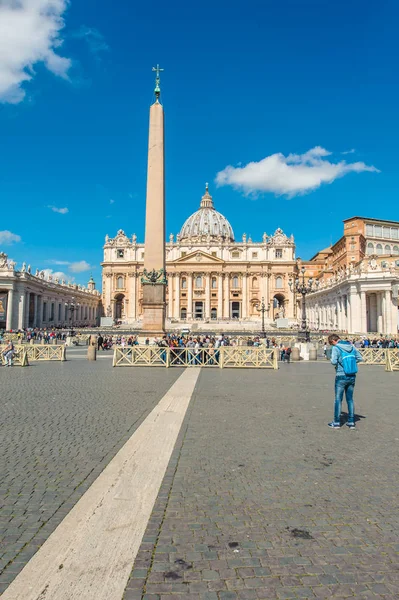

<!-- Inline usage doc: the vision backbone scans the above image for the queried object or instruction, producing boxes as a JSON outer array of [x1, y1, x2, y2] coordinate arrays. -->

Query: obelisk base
[[142, 284, 166, 334]]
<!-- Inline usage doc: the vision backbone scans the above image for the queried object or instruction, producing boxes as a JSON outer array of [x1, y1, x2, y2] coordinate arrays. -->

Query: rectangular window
[[181, 252, 186, 257], [275, 249, 283, 258], [252, 252, 258, 258], [117, 249, 124, 258], [211, 252, 217, 257], [392, 228, 398, 239], [141, 252, 145, 259], [374, 225, 382, 237], [366, 224, 373, 236], [231, 251, 240, 258]]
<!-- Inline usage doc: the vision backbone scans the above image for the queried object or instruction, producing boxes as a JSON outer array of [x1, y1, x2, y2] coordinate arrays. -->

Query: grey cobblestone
[[123, 363, 399, 599], [0, 361, 182, 590]]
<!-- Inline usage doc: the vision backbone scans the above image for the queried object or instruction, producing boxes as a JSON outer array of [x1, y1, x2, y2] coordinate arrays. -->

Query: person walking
[[97, 334, 104, 351], [328, 334, 363, 429]]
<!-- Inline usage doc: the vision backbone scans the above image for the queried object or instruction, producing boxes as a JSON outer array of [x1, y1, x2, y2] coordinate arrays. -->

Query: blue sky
[[0, 0, 398, 284]]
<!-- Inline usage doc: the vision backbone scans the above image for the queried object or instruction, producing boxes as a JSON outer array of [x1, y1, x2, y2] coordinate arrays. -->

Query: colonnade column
[[385, 290, 392, 334], [205, 274, 210, 319], [376, 293, 383, 333], [6, 288, 14, 330], [242, 274, 247, 318], [360, 291, 367, 333], [174, 273, 180, 319], [129, 273, 137, 321], [217, 274, 223, 319], [223, 274, 230, 318], [187, 275, 193, 320]]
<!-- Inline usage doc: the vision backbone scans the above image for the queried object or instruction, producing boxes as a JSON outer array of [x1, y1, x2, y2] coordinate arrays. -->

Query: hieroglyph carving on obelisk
[[141, 65, 167, 333]]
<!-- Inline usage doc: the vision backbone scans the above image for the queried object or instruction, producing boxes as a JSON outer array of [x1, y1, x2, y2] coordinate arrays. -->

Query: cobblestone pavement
[[0, 362, 182, 594], [124, 363, 399, 600]]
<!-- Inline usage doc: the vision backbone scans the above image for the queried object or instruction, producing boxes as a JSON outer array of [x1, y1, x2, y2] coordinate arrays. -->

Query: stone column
[[223, 274, 230, 318], [218, 274, 223, 319], [346, 294, 352, 333], [129, 273, 137, 321], [187, 274, 193, 320], [385, 290, 392, 334], [205, 274, 211, 319], [360, 290, 367, 333], [6, 288, 14, 330], [242, 274, 247, 318], [174, 273, 180, 319], [376, 293, 383, 333], [33, 294, 38, 327]]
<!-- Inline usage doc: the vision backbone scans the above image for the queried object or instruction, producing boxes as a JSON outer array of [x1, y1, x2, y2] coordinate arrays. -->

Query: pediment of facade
[[170, 250, 225, 265]]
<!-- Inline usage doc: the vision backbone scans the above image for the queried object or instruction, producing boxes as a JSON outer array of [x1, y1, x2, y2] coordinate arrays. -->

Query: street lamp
[[289, 267, 318, 341], [255, 297, 270, 338]]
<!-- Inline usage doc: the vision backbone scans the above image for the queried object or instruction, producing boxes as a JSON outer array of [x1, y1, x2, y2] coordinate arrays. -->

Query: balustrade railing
[[0, 346, 28, 366]]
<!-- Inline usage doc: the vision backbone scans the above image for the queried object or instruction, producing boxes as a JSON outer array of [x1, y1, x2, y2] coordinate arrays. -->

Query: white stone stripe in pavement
[[3, 368, 200, 600]]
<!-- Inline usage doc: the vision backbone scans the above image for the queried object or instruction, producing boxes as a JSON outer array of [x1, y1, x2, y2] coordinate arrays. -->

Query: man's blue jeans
[[334, 375, 356, 424]]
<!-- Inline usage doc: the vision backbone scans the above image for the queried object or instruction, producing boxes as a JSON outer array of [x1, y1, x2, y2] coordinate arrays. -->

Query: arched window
[[376, 244, 383, 255], [211, 277, 217, 289], [180, 307, 187, 319], [393, 245, 399, 255], [117, 276, 124, 289], [275, 276, 283, 289], [181, 278, 187, 289], [252, 277, 258, 288], [385, 245, 391, 254], [232, 276, 239, 289], [211, 308, 217, 320], [366, 242, 374, 255], [195, 276, 202, 288]]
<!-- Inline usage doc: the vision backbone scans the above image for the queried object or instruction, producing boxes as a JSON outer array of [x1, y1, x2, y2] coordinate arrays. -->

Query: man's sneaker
[[328, 422, 341, 428], [346, 422, 356, 429]]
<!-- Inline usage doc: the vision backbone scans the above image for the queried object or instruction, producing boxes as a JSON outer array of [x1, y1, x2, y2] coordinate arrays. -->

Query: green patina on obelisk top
[[152, 64, 164, 103]]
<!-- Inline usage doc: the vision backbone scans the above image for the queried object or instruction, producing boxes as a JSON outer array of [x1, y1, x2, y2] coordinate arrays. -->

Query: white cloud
[[48, 205, 69, 214], [73, 26, 109, 55], [0, 230, 21, 244], [48, 259, 70, 265], [0, 0, 71, 104], [342, 149, 356, 155], [215, 146, 380, 198], [69, 260, 91, 273], [42, 268, 72, 281], [109, 198, 115, 204]]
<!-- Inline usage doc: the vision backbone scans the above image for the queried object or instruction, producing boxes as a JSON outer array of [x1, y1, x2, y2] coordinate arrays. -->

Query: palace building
[[101, 185, 298, 329]]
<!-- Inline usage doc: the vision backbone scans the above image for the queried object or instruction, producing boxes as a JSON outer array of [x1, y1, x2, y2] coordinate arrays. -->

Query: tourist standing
[[2, 339, 15, 367], [328, 334, 363, 429]]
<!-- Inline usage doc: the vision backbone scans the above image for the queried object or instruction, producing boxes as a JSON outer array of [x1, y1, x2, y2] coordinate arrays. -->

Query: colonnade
[[3, 286, 99, 331], [307, 286, 398, 334]]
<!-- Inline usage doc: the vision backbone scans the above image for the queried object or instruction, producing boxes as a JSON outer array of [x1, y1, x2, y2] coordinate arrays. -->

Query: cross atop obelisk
[[152, 64, 164, 102], [141, 65, 167, 335]]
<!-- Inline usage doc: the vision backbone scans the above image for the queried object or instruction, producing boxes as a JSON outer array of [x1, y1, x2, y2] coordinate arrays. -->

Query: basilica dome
[[179, 185, 235, 242]]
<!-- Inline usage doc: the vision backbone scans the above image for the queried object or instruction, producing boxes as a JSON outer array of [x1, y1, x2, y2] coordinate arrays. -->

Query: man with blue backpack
[[328, 334, 363, 429]]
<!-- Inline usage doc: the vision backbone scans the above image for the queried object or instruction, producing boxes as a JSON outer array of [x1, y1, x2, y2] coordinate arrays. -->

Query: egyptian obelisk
[[141, 65, 167, 334]]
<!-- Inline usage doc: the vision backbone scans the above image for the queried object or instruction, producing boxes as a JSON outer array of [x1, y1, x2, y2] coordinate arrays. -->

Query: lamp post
[[289, 267, 318, 341], [255, 297, 270, 338]]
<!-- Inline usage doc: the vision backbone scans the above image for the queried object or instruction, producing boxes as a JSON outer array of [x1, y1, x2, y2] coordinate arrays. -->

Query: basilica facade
[[101, 185, 298, 329]]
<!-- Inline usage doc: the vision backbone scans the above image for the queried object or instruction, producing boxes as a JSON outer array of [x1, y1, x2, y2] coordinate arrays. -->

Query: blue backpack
[[338, 346, 358, 376]]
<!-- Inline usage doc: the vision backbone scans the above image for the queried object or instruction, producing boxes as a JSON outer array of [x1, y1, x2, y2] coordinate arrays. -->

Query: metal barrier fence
[[0, 344, 66, 362], [0, 346, 28, 367], [358, 348, 387, 366], [386, 349, 399, 372], [113, 346, 278, 369]]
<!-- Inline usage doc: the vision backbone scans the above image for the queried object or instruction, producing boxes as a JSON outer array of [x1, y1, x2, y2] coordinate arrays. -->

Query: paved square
[[1, 361, 398, 599], [123, 363, 399, 599]]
